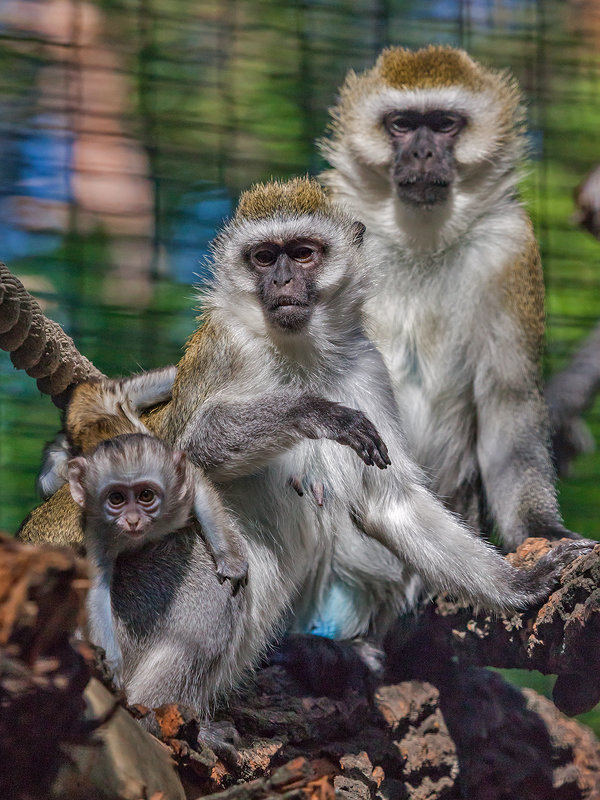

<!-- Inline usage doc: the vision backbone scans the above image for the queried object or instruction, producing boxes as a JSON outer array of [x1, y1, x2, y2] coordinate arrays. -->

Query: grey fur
[[159, 204, 590, 649], [37, 433, 71, 499]]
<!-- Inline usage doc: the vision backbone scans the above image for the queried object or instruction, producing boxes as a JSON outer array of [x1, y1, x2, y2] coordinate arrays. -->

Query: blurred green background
[[0, 0, 599, 731]]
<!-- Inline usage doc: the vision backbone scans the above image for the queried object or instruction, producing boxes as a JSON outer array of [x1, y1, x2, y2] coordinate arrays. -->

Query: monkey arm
[[176, 393, 390, 482], [473, 237, 579, 550], [474, 338, 573, 551], [190, 469, 248, 591]]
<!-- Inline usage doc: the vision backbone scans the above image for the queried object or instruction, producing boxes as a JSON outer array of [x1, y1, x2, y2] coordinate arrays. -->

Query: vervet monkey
[[67, 433, 255, 721], [320, 45, 577, 550], [149, 177, 588, 641]]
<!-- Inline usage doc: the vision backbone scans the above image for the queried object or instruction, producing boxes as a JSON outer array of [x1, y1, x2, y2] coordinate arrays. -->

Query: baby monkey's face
[[102, 479, 163, 543]]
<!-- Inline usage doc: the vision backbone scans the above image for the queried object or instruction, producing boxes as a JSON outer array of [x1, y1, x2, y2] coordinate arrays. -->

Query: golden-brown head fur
[[378, 45, 491, 92], [235, 177, 332, 222], [331, 45, 523, 135]]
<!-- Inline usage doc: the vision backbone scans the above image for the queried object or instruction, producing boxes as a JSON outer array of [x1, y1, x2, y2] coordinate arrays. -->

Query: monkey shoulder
[[154, 318, 243, 439], [489, 223, 544, 357]]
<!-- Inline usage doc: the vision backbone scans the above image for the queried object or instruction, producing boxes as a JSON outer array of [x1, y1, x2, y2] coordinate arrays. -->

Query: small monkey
[[40, 367, 248, 587], [68, 433, 249, 705], [320, 45, 578, 549]]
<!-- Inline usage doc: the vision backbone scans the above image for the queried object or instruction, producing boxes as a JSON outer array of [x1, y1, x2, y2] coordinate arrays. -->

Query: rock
[[52, 678, 186, 800]]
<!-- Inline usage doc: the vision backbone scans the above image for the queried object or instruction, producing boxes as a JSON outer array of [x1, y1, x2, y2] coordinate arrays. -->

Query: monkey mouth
[[270, 296, 308, 310], [395, 176, 452, 207], [268, 297, 312, 331]]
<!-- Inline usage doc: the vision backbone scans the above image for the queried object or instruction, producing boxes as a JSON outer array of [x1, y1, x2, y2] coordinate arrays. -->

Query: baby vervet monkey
[[43, 369, 248, 587], [68, 432, 249, 712], [320, 45, 579, 550]]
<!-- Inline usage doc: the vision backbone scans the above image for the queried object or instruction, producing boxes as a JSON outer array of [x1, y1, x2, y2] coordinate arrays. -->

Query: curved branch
[[0, 263, 104, 407], [389, 538, 600, 717]]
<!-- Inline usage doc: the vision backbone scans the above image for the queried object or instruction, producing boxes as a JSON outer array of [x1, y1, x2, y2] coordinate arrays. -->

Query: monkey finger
[[334, 429, 378, 466], [363, 438, 389, 470], [351, 432, 385, 468], [354, 421, 391, 467]]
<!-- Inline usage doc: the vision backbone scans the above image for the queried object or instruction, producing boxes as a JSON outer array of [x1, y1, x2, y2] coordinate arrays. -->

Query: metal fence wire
[[0, 0, 599, 534]]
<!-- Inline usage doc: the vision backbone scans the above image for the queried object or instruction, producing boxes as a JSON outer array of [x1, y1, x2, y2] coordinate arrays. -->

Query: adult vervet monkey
[[319, 45, 577, 551]]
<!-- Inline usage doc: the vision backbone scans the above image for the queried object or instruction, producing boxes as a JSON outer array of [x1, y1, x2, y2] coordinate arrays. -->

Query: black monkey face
[[246, 238, 323, 332], [383, 109, 467, 207]]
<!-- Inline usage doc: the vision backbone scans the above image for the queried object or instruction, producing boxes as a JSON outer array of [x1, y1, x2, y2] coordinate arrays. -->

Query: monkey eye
[[108, 491, 125, 506], [385, 113, 416, 134], [289, 245, 315, 263], [251, 245, 278, 268], [138, 488, 155, 504], [427, 111, 466, 135], [436, 116, 457, 132]]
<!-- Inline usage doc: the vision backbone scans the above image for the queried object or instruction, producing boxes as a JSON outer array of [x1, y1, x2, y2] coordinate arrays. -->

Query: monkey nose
[[125, 515, 141, 531]]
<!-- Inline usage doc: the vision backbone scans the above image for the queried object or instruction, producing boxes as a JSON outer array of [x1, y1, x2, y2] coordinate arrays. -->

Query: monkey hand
[[511, 539, 597, 606], [297, 398, 391, 469], [215, 552, 249, 595]]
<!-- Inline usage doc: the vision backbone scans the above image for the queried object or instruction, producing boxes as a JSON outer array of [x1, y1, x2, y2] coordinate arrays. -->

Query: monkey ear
[[67, 457, 88, 508], [172, 450, 193, 501], [172, 450, 190, 483], [172, 450, 188, 470], [351, 221, 366, 246]]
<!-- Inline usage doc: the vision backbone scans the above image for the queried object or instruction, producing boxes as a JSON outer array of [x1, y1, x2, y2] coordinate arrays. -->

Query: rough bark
[[386, 539, 600, 717], [2, 533, 600, 800]]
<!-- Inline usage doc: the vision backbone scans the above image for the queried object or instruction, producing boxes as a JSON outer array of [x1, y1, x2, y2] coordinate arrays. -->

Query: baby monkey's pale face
[[102, 479, 163, 541]]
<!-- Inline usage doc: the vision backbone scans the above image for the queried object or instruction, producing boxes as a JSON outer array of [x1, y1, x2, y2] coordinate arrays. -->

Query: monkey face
[[102, 480, 164, 544], [382, 109, 467, 207], [247, 238, 323, 332]]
